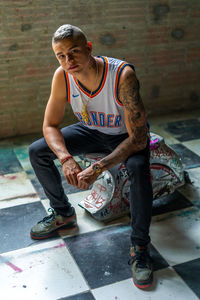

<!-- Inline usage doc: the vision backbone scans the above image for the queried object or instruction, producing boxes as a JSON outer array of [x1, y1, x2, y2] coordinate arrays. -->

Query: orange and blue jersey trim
[[73, 56, 108, 98], [63, 70, 71, 103], [115, 62, 135, 106]]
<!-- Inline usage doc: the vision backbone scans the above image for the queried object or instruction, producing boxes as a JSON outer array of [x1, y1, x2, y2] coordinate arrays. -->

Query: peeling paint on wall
[[153, 4, 170, 21], [171, 28, 185, 40], [100, 34, 116, 46]]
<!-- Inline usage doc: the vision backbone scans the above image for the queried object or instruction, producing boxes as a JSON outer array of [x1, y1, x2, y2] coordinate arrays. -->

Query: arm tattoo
[[99, 69, 148, 170], [118, 71, 147, 138], [119, 74, 140, 106]]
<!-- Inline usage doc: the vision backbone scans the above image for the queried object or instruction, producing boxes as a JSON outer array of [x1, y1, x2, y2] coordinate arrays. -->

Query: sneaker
[[30, 208, 77, 240], [129, 245, 153, 289]]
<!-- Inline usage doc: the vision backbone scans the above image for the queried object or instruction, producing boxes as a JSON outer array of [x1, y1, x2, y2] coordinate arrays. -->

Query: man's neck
[[74, 56, 102, 92]]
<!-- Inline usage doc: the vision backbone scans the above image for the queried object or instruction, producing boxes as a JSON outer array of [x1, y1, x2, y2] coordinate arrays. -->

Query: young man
[[29, 24, 153, 288]]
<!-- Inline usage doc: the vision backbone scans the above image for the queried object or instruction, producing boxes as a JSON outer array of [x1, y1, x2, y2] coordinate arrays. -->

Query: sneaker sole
[[30, 222, 77, 240], [132, 273, 153, 289]]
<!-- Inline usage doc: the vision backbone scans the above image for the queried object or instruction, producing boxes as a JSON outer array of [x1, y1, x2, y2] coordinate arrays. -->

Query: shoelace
[[38, 208, 56, 224], [128, 249, 151, 268]]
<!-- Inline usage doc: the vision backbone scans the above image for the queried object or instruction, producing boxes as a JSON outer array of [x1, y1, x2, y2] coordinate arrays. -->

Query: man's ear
[[87, 41, 92, 52]]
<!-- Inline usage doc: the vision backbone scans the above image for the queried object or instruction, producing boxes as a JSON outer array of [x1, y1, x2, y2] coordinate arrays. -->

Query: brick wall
[[0, 0, 200, 138]]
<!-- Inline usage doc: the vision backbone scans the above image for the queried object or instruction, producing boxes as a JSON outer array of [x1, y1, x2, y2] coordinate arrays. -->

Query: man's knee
[[29, 138, 49, 162], [125, 155, 149, 177], [29, 141, 40, 162], [29, 137, 55, 165]]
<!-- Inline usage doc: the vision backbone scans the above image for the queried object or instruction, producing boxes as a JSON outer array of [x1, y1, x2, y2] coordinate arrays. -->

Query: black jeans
[[29, 122, 153, 246]]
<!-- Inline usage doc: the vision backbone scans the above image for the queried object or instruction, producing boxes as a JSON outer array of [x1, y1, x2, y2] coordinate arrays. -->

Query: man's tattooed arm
[[99, 66, 148, 171]]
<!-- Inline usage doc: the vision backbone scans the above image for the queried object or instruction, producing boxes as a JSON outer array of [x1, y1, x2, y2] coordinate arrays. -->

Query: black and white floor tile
[[0, 113, 200, 300]]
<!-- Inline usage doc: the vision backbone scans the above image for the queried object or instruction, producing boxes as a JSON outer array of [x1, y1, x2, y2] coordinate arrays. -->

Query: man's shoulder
[[53, 66, 64, 77], [106, 56, 125, 66], [51, 66, 66, 91], [118, 65, 139, 92], [105, 56, 135, 74], [52, 66, 66, 83]]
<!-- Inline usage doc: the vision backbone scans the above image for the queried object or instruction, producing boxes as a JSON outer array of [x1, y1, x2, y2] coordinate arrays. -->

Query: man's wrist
[[92, 162, 105, 175], [60, 155, 73, 165]]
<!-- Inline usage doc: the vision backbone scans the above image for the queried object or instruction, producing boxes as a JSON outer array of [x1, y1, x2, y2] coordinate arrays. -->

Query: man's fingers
[[77, 176, 90, 190], [65, 172, 80, 187], [65, 175, 72, 185], [71, 174, 79, 187], [78, 182, 89, 190], [62, 161, 82, 186]]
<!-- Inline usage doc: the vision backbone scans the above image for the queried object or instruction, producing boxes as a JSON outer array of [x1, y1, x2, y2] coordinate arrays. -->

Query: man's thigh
[[30, 122, 128, 160], [61, 123, 109, 156]]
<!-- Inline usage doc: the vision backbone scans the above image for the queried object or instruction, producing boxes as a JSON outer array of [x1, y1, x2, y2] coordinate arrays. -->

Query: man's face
[[52, 36, 91, 75]]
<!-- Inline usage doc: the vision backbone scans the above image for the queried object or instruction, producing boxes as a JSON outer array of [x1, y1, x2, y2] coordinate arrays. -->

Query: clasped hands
[[62, 158, 99, 190]]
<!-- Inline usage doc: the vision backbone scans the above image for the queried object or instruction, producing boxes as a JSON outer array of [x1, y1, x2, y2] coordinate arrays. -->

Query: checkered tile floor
[[0, 112, 200, 300]]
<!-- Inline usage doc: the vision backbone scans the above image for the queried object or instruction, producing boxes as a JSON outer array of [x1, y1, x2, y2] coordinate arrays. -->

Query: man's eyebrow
[[69, 45, 79, 50], [56, 52, 63, 56], [56, 45, 79, 56]]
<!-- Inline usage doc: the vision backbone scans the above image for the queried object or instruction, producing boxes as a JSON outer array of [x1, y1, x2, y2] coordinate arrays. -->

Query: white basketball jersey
[[63, 56, 134, 135]]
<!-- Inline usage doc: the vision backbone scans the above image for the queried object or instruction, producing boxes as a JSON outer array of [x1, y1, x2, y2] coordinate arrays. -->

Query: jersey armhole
[[115, 63, 135, 106], [63, 70, 71, 104]]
